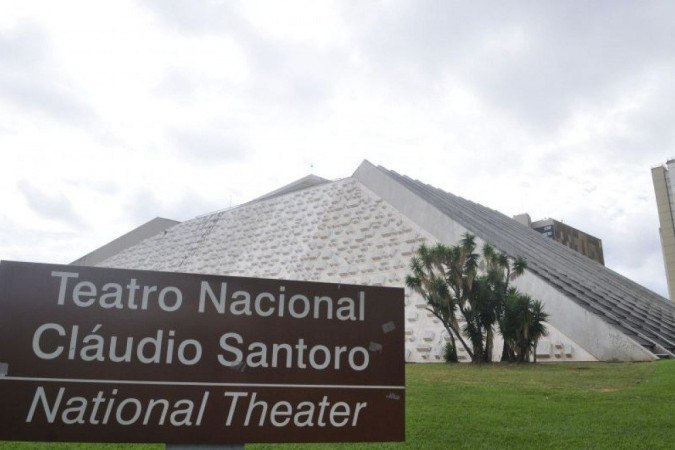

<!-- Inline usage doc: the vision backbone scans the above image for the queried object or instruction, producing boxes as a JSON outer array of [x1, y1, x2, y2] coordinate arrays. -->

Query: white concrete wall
[[513, 273, 655, 361]]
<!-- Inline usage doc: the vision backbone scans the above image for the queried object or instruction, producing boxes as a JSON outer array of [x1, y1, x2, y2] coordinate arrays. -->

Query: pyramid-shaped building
[[93, 161, 675, 362]]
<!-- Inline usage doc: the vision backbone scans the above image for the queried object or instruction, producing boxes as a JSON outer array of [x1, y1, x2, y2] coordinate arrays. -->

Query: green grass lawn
[[3, 361, 675, 449]]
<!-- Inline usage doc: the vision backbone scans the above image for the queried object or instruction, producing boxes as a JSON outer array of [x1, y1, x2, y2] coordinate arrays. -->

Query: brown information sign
[[0, 261, 404, 444]]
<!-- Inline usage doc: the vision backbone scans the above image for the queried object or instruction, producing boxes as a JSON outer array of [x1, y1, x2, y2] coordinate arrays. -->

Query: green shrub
[[443, 341, 458, 363]]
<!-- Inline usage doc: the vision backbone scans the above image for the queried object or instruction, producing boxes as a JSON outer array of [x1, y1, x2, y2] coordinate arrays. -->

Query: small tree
[[406, 234, 548, 364], [443, 341, 458, 363], [406, 243, 472, 362], [482, 243, 527, 361], [501, 289, 550, 362]]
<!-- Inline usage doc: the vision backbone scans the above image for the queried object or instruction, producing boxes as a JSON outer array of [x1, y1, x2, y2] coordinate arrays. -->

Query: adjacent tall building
[[652, 160, 675, 302], [513, 214, 604, 265]]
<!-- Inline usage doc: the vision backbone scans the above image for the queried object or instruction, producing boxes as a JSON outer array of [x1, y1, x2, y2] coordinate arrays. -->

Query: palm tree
[[439, 234, 484, 362], [406, 235, 546, 364], [502, 290, 549, 362], [482, 244, 527, 361], [405, 242, 474, 361], [528, 300, 549, 362], [436, 233, 498, 363]]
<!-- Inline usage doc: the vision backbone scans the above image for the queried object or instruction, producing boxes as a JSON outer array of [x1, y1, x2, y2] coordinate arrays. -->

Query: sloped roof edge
[[249, 174, 330, 204], [353, 159, 675, 357], [72, 217, 180, 267]]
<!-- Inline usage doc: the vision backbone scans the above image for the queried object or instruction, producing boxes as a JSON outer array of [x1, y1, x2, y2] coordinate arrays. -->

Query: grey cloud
[[141, 0, 288, 74], [557, 195, 667, 296], [606, 73, 675, 161], [17, 181, 86, 229], [343, 1, 486, 76], [143, 0, 340, 112], [0, 21, 46, 67], [140, 0, 239, 35], [473, 2, 675, 130], [235, 49, 338, 118], [0, 214, 83, 263], [126, 190, 163, 225], [170, 128, 251, 163], [604, 227, 660, 273], [604, 226, 666, 296], [126, 189, 227, 224], [0, 23, 97, 125], [346, 1, 675, 130], [68, 179, 121, 196], [0, 74, 94, 123], [153, 67, 198, 104], [142, 0, 675, 131]]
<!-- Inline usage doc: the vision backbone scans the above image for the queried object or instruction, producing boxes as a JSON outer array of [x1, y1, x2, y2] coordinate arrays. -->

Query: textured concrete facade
[[91, 161, 675, 362], [99, 177, 593, 362]]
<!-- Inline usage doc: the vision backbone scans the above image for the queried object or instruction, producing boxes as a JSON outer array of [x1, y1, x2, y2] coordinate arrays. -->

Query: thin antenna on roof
[[310, 163, 314, 174]]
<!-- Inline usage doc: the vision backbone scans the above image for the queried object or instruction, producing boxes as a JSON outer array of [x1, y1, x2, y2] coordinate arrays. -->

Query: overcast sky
[[1, 0, 674, 296]]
